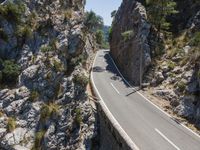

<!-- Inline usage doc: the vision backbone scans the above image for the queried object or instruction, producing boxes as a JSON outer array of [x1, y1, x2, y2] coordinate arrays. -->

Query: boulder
[[19, 65, 40, 87], [175, 97, 195, 118], [68, 34, 85, 56], [153, 89, 178, 102], [4, 99, 27, 116], [15, 86, 30, 100], [151, 72, 165, 86]]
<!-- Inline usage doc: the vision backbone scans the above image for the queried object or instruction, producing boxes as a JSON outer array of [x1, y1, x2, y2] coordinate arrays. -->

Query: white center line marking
[[110, 83, 120, 95], [155, 128, 181, 150]]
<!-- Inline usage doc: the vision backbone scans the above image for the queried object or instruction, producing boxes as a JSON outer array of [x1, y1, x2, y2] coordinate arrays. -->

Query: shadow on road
[[93, 51, 139, 96], [125, 87, 140, 97], [92, 66, 105, 72]]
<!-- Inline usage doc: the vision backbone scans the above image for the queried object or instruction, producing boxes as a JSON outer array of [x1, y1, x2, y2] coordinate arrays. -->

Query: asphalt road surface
[[91, 50, 200, 150]]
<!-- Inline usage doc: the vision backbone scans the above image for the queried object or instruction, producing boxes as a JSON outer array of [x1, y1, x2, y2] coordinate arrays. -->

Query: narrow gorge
[[1, 0, 200, 150]]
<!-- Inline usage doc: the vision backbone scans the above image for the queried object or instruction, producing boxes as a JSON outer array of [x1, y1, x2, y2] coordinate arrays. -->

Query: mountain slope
[[0, 0, 97, 149]]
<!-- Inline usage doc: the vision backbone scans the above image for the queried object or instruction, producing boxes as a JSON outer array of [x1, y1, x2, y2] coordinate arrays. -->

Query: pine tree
[[146, 0, 178, 32], [84, 11, 104, 32]]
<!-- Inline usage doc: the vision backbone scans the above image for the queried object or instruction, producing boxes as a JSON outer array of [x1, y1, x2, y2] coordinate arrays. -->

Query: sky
[[85, 0, 122, 26]]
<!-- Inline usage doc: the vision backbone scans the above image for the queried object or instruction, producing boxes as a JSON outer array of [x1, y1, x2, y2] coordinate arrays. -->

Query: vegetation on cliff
[[85, 10, 109, 49], [0, 0, 99, 149], [110, 0, 200, 130]]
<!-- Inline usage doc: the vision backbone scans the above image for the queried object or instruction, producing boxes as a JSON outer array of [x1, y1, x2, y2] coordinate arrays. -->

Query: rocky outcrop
[[110, 0, 151, 85], [111, 0, 200, 130], [0, 0, 97, 149], [145, 7, 200, 128]]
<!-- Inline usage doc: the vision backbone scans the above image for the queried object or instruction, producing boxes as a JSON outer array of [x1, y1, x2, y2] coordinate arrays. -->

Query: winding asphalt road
[[91, 50, 200, 150]]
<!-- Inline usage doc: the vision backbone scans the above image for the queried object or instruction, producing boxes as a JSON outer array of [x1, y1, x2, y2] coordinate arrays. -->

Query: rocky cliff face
[[0, 0, 97, 150], [111, 0, 200, 130], [110, 0, 151, 85], [146, 7, 200, 129]]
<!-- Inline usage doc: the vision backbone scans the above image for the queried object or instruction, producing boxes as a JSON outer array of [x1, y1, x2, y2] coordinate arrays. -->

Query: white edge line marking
[[91, 51, 140, 150], [155, 128, 181, 150], [110, 83, 120, 95], [107, 51, 200, 139]]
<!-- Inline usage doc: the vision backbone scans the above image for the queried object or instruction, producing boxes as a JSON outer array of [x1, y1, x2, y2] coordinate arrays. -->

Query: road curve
[[91, 50, 200, 150]]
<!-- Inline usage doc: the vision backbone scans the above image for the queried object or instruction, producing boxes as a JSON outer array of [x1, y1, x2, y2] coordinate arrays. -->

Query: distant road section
[[91, 50, 200, 150]]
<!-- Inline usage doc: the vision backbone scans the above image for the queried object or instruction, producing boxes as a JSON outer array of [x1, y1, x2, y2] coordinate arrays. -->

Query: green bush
[[7, 117, 16, 132], [27, 11, 38, 29], [53, 59, 64, 72], [101, 42, 110, 49], [63, 9, 73, 21], [50, 38, 58, 50], [95, 30, 104, 45], [40, 103, 60, 120], [167, 61, 176, 70], [41, 45, 53, 53], [146, 0, 177, 32], [109, 26, 113, 40], [16, 25, 33, 39], [167, 48, 181, 58], [70, 55, 87, 66], [0, 1, 25, 23], [74, 108, 82, 126], [29, 90, 39, 102], [1, 60, 21, 84], [121, 30, 134, 41], [32, 130, 46, 150], [177, 81, 186, 92], [73, 74, 89, 87]]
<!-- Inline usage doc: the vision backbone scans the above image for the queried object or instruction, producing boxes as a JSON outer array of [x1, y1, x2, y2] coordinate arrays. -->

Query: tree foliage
[[0, 60, 21, 84], [95, 30, 104, 45], [84, 11, 103, 32], [0, 1, 25, 23], [146, 0, 178, 32]]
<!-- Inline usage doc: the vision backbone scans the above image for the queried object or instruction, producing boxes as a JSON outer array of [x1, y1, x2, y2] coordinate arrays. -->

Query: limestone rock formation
[[110, 0, 151, 85], [0, 0, 97, 149]]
